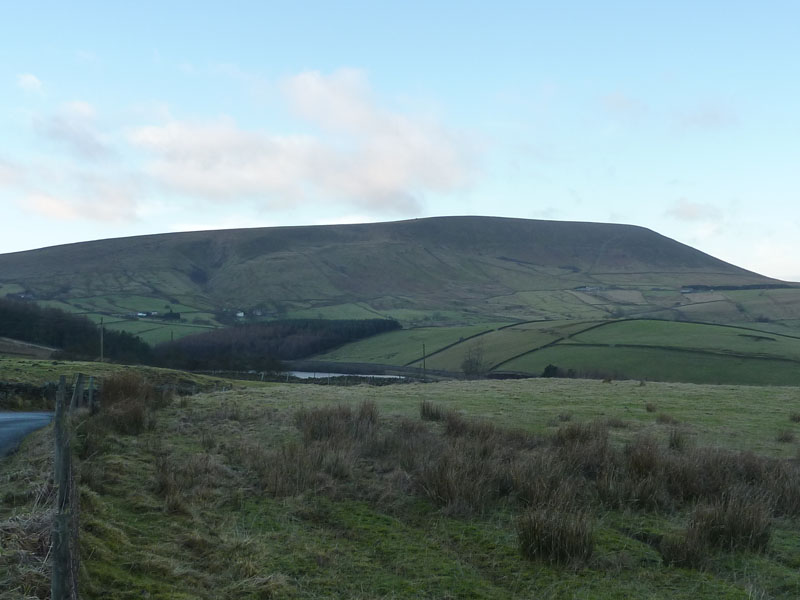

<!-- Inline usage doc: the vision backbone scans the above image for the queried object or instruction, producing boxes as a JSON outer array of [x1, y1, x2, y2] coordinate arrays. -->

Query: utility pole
[[100, 317, 104, 362]]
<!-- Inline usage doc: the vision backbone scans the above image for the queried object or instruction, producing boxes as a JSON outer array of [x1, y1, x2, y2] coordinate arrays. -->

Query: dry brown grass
[[210, 395, 800, 568]]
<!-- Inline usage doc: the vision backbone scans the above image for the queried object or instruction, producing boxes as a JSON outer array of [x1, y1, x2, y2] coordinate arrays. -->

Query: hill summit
[[0, 216, 786, 328]]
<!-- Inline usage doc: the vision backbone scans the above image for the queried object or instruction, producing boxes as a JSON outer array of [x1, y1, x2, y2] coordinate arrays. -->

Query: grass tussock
[[656, 412, 680, 425], [688, 486, 773, 552], [246, 399, 800, 567], [661, 486, 773, 568], [517, 507, 594, 565], [420, 400, 448, 421], [93, 371, 171, 437]]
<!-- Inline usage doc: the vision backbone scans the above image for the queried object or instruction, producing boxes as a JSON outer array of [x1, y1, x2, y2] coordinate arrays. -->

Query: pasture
[[317, 319, 800, 385], [3, 372, 800, 598]]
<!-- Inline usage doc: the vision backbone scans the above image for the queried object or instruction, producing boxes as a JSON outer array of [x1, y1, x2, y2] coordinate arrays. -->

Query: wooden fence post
[[69, 374, 84, 412], [52, 375, 74, 600], [87, 376, 95, 413]]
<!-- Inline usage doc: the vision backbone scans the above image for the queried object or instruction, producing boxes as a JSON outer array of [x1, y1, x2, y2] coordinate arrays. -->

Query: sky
[[1, 1, 799, 280]]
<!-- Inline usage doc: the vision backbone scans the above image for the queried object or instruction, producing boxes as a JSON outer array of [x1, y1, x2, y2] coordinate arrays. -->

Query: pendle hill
[[2, 216, 800, 383]]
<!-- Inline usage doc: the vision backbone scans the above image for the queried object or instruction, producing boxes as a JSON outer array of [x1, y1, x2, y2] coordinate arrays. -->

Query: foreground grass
[[3, 377, 800, 598], [0, 358, 261, 411]]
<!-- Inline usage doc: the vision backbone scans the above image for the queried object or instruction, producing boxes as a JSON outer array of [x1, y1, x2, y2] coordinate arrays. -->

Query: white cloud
[[16, 73, 42, 93], [664, 198, 722, 222], [730, 239, 800, 282], [0, 159, 22, 187], [35, 101, 113, 160], [18, 172, 141, 223], [129, 69, 478, 212], [170, 215, 277, 233], [23, 193, 80, 220], [130, 118, 321, 203], [313, 214, 376, 226]]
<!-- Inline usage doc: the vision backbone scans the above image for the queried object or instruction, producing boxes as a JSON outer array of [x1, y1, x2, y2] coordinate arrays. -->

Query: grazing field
[[315, 323, 509, 366], [2, 373, 800, 598], [409, 320, 599, 372], [319, 319, 800, 385]]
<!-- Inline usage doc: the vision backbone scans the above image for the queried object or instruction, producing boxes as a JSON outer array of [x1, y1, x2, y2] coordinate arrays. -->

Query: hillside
[[0, 217, 795, 346]]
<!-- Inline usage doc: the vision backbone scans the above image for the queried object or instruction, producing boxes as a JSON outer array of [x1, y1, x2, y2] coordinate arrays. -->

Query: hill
[[0, 216, 796, 347]]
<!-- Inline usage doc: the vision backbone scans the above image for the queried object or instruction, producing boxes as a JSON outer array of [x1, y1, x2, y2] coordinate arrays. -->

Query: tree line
[[0, 297, 152, 363], [0, 297, 401, 371], [151, 318, 401, 371]]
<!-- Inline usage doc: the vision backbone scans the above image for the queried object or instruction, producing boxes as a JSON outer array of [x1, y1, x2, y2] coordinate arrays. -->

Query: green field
[[3, 372, 800, 598], [316, 319, 800, 385], [411, 320, 598, 371], [316, 323, 508, 365]]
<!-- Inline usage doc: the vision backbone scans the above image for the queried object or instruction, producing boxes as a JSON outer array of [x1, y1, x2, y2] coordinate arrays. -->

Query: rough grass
[[0, 427, 55, 599], [4, 377, 800, 598]]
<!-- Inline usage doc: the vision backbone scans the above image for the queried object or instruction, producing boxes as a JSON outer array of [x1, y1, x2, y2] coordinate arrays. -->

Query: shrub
[[101, 371, 155, 408], [517, 506, 593, 564], [104, 398, 149, 435], [645, 402, 657, 413], [777, 429, 795, 443], [789, 413, 800, 423]]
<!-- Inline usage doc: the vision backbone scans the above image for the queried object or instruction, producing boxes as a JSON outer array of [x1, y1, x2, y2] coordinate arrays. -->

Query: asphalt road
[[0, 412, 53, 457]]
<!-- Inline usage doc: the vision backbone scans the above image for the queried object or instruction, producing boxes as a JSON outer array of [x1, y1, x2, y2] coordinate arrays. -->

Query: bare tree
[[461, 340, 487, 379]]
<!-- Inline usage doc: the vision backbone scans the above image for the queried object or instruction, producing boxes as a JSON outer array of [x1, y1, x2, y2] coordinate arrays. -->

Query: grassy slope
[[1, 217, 794, 340], [4, 376, 800, 598], [2, 216, 799, 377], [0, 357, 253, 391], [314, 323, 509, 365]]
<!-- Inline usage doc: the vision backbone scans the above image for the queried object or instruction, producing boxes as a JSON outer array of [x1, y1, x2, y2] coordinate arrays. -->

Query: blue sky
[[2, 1, 799, 280]]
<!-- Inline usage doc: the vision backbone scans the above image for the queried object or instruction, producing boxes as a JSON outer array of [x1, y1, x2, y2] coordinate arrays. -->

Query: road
[[0, 412, 53, 457]]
